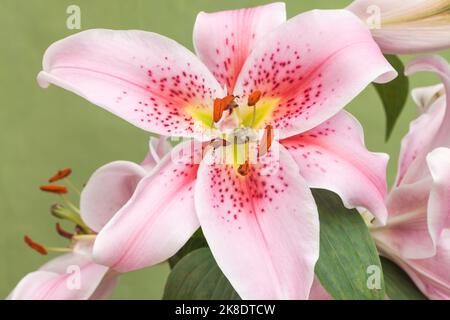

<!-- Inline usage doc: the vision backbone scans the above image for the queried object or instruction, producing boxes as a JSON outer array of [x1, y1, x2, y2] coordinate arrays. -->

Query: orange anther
[[237, 160, 250, 176], [221, 95, 235, 108], [248, 90, 262, 107], [24, 235, 47, 255], [259, 125, 274, 156], [213, 98, 225, 123], [40, 185, 68, 194], [213, 95, 237, 122], [48, 168, 72, 183]]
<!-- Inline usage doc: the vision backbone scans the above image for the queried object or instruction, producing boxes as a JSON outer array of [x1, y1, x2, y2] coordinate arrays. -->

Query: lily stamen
[[24, 235, 71, 256], [237, 160, 250, 176], [48, 168, 72, 183], [72, 234, 97, 241], [40, 185, 68, 194], [258, 124, 274, 157], [209, 138, 229, 149], [48, 167, 81, 196], [60, 194, 81, 215], [213, 98, 225, 123], [212, 95, 238, 124], [45, 247, 72, 253], [55, 223, 74, 239], [247, 90, 261, 107], [64, 178, 81, 196], [24, 235, 48, 255], [41, 182, 81, 214], [248, 90, 261, 128]]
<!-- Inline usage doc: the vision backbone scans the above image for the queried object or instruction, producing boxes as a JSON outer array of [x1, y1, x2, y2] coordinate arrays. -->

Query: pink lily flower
[[80, 136, 172, 233], [8, 137, 170, 300], [308, 277, 333, 300], [371, 55, 450, 299], [8, 240, 116, 300], [309, 147, 450, 300], [347, 0, 450, 54], [372, 56, 450, 259], [37, 3, 396, 299], [310, 56, 450, 300]]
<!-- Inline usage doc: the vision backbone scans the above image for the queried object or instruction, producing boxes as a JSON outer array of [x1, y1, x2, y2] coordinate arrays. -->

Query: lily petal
[[396, 55, 450, 186], [8, 241, 110, 300], [380, 230, 450, 300], [374, 178, 435, 259], [347, 0, 450, 54], [93, 141, 201, 272], [375, 148, 450, 259], [395, 97, 445, 187], [89, 271, 120, 300], [193, 2, 286, 93], [282, 111, 389, 224], [309, 278, 333, 300], [412, 83, 444, 114], [427, 148, 450, 246], [195, 142, 319, 299], [150, 136, 172, 160], [233, 9, 396, 138], [37, 29, 225, 137], [80, 161, 147, 232], [141, 136, 172, 170]]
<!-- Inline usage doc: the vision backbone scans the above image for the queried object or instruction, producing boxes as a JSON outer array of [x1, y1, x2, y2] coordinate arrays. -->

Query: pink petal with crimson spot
[[233, 9, 397, 138], [93, 141, 201, 272], [194, 2, 286, 93], [37, 29, 225, 138], [282, 111, 389, 224], [195, 142, 319, 299]]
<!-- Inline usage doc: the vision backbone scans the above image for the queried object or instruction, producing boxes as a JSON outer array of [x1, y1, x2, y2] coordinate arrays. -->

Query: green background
[[0, 0, 448, 299]]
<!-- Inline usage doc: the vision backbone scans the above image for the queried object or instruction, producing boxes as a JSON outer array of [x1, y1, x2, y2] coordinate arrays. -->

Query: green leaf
[[381, 256, 427, 300], [312, 189, 385, 300], [168, 229, 208, 269], [373, 54, 409, 141], [163, 248, 240, 300]]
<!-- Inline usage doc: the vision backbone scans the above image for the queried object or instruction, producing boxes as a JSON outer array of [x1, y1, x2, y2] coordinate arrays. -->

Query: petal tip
[[405, 55, 450, 77], [374, 66, 398, 84], [37, 71, 50, 88]]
